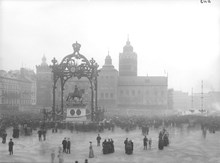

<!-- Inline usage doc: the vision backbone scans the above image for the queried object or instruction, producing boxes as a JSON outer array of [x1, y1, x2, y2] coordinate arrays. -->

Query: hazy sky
[[0, 0, 219, 93]]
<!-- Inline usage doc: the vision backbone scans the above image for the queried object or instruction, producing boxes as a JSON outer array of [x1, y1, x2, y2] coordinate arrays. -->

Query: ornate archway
[[50, 42, 99, 122]]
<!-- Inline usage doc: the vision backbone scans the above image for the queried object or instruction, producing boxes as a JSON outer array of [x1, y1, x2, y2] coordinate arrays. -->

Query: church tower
[[119, 38, 137, 76], [36, 55, 52, 107]]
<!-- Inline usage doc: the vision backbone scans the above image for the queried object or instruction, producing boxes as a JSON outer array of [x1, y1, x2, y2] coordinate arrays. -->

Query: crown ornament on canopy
[[72, 41, 81, 53]]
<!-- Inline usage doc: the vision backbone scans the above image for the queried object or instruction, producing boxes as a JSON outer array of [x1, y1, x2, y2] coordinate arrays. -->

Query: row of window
[[99, 90, 166, 99], [100, 92, 114, 99], [99, 75, 116, 80], [118, 99, 167, 105], [120, 90, 165, 96], [0, 99, 33, 105]]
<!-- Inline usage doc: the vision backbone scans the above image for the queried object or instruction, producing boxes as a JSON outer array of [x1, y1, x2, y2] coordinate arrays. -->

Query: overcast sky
[[0, 0, 219, 93]]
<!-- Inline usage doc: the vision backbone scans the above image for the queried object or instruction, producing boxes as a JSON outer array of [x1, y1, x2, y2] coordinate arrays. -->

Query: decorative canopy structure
[[50, 42, 99, 121]]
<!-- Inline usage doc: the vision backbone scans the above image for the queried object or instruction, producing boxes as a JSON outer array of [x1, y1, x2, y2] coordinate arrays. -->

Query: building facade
[[98, 39, 168, 111], [117, 76, 168, 109], [0, 68, 35, 111], [98, 54, 118, 108]]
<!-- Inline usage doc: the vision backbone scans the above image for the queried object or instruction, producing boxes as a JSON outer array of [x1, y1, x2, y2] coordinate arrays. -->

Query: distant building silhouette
[[36, 55, 52, 107]]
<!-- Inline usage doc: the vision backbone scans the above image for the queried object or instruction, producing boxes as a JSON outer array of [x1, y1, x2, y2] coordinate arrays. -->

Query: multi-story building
[[97, 39, 168, 112], [0, 68, 35, 111], [20, 68, 37, 105], [117, 39, 168, 110]]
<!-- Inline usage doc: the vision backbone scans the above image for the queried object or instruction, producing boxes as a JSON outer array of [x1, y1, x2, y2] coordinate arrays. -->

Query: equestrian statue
[[66, 85, 84, 104]]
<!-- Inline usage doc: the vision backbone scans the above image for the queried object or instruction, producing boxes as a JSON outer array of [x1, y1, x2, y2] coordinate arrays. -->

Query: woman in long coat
[[89, 141, 94, 158]]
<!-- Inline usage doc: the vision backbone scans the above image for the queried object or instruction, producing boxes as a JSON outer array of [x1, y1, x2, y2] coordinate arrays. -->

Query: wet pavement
[[0, 127, 220, 163]]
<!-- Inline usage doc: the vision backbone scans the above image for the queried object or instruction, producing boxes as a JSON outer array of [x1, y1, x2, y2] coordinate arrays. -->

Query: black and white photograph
[[0, 0, 219, 162]]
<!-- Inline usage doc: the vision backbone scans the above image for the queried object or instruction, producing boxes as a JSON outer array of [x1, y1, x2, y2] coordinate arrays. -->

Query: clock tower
[[119, 38, 137, 76]]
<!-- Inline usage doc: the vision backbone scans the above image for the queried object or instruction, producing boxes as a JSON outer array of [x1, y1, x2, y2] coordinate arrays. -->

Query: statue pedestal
[[65, 103, 90, 123]]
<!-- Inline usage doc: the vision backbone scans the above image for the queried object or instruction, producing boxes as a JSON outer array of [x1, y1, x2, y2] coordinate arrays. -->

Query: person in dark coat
[[2, 131, 7, 144], [96, 134, 101, 146], [8, 139, 14, 155], [143, 136, 148, 150], [66, 138, 71, 154], [38, 129, 42, 141], [110, 139, 114, 153], [13, 127, 19, 138], [124, 138, 128, 153], [42, 129, 46, 141], [62, 138, 67, 153], [131, 140, 133, 151], [102, 139, 107, 154], [149, 138, 152, 149], [158, 131, 164, 150]]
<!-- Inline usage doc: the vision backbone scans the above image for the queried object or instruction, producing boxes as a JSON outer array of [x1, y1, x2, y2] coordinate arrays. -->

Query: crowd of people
[[1, 110, 220, 162], [124, 138, 133, 155], [102, 138, 114, 154], [62, 138, 71, 154], [158, 128, 169, 150]]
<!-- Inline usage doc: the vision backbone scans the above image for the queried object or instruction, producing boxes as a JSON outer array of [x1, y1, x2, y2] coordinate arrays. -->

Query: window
[[105, 93, 109, 98], [120, 90, 124, 95], [126, 90, 129, 96], [101, 93, 104, 99], [132, 90, 135, 96], [110, 93, 114, 98]]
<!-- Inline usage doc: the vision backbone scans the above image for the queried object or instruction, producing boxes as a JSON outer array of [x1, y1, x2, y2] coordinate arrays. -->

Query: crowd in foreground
[[0, 111, 220, 162]]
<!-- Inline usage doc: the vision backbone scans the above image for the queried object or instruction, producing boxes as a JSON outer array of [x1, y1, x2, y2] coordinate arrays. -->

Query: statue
[[66, 85, 84, 104]]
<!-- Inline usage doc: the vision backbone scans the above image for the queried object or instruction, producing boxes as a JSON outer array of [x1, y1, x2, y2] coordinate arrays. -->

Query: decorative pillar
[[95, 76, 98, 121], [51, 57, 58, 122], [60, 76, 64, 118]]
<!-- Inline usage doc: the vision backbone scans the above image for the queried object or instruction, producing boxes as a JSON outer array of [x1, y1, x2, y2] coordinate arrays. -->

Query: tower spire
[[41, 54, 48, 66], [126, 34, 130, 45]]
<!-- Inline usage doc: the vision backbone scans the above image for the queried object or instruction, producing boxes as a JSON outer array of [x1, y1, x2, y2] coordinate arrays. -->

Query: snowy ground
[[1, 126, 220, 163]]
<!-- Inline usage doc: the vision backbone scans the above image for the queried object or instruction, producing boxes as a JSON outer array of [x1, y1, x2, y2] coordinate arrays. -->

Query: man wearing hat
[[8, 138, 14, 155]]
